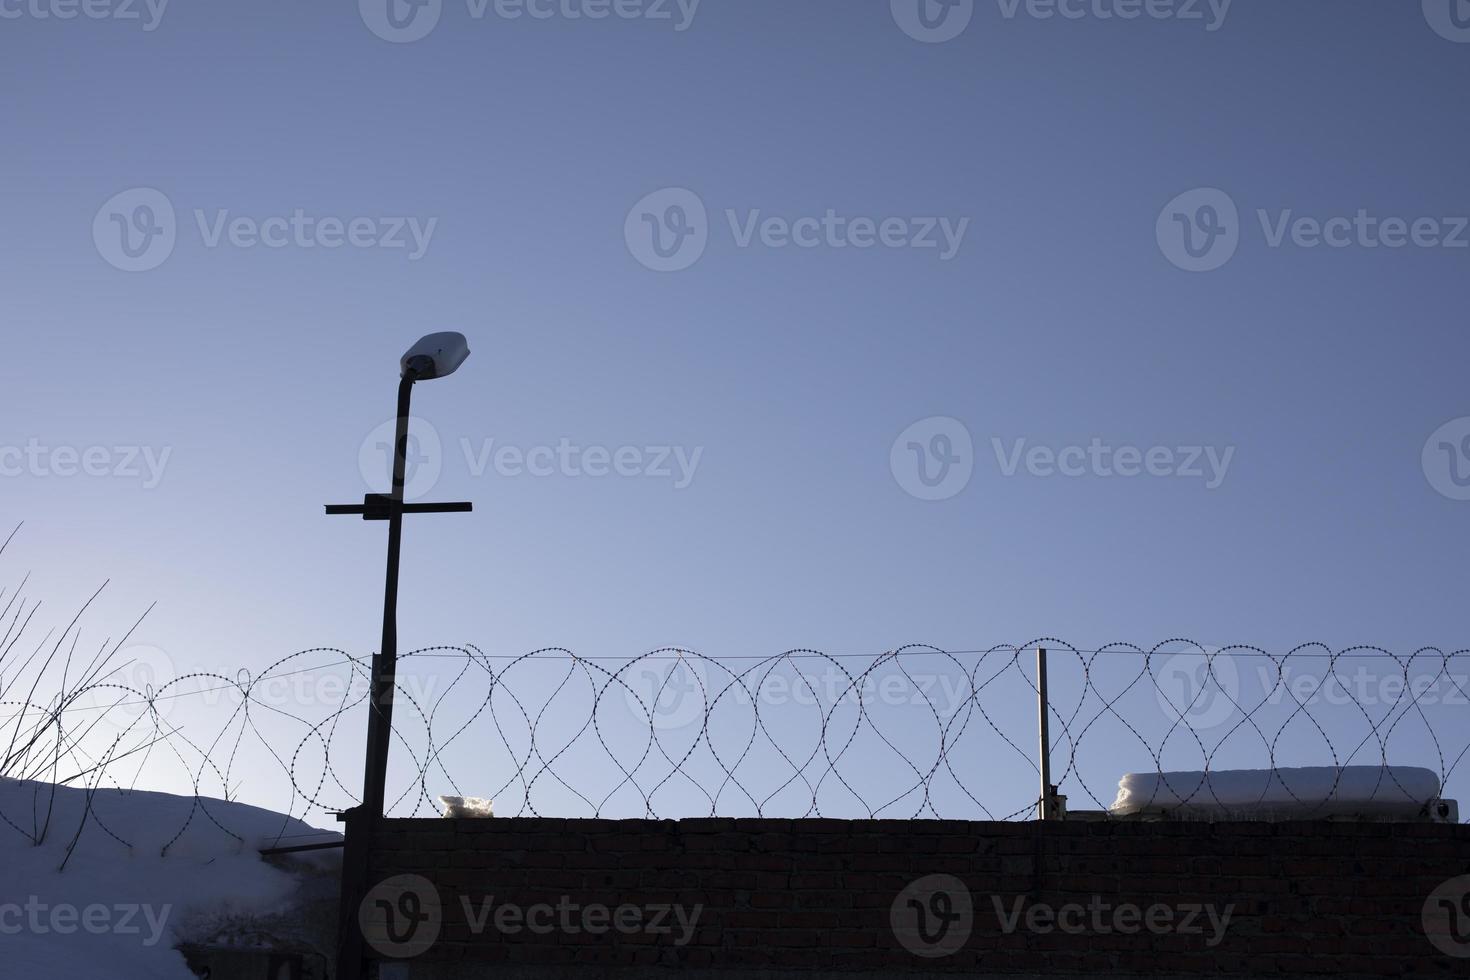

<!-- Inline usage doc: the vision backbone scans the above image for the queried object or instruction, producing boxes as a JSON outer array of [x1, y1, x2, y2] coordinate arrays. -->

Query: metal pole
[[336, 377, 414, 980], [362, 376, 414, 817], [326, 346, 472, 980], [1037, 646, 1052, 821]]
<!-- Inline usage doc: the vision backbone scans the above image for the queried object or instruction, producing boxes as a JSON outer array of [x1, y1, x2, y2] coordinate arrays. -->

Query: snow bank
[[0, 778, 340, 979], [1110, 765, 1441, 818]]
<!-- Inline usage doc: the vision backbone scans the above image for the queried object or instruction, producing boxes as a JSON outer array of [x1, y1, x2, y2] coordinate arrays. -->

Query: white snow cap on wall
[[439, 795, 494, 818], [1111, 766, 1441, 818]]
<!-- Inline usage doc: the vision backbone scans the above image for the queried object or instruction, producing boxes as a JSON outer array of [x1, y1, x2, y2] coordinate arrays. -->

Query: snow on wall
[[1110, 765, 1442, 817]]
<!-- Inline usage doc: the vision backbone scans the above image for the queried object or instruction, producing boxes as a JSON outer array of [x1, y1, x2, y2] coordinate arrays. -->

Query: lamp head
[[401, 332, 470, 381]]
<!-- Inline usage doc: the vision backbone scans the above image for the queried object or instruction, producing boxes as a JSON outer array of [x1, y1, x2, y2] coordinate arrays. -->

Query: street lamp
[[401, 331, 471, 381], [328, 332, 474, 980]]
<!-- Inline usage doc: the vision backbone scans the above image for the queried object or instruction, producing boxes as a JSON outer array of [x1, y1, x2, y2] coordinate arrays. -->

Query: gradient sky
[[2, 0, 1468, 821]]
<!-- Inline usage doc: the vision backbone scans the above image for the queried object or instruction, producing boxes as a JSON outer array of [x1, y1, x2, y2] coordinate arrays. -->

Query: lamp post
[[329, 332, 473, 980]]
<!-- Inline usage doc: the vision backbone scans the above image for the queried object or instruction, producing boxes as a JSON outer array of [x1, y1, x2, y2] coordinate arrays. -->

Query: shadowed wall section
[[361, 817, 1470, 977]]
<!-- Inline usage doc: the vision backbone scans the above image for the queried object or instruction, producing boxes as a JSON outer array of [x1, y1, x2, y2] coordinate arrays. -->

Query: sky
[[1, 0, 1468, 823]]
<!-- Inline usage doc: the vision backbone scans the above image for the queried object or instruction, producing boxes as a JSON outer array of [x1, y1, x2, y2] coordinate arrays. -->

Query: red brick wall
[[360, 817, 1470, 975]]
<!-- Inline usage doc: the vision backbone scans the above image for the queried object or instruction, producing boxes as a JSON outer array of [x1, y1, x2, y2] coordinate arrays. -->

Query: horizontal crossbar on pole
[[324, 495, 473, 520]]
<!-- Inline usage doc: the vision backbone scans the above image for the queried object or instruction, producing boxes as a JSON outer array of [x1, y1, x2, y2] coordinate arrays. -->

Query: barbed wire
[[1, 639, 1464, 862], [340, 647, 1453, 661]]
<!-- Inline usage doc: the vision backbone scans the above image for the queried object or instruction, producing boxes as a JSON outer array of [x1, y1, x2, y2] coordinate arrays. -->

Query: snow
[[438, 795, 494, 818], [1110, 765, 1442, 818], [0, 778, 340, 979]]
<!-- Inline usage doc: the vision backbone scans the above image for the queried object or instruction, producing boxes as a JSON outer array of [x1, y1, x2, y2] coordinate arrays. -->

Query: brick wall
[[361, 817, 1470, 977]]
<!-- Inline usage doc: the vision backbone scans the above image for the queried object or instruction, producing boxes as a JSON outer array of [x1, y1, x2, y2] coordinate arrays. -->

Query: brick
[[365, 815, 1458, 974]]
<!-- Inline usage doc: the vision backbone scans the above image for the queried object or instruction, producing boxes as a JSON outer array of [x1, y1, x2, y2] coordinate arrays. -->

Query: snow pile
[[0, 778, 340, 979], [439, 795, 494, 818], [1110, 765, 1441, 818]]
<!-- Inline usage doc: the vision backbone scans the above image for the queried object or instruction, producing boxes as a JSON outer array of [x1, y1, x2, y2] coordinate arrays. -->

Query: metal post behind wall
[[1037, 646, 1053, 821]]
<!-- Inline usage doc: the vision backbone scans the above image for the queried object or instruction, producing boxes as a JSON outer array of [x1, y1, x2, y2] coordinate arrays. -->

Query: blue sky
[[2, 0, 1468, 821]]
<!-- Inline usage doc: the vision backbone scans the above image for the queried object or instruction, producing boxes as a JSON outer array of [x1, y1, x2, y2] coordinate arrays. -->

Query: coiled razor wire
[[0, 639, 1465, 862]]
